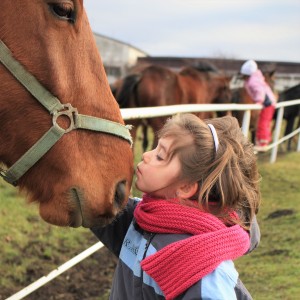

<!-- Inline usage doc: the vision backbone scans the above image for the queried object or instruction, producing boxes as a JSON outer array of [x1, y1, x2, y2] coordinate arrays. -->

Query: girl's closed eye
[[156, 148, 166, 161], [155, 139, 169, 162], [156, 154, 164, 161]]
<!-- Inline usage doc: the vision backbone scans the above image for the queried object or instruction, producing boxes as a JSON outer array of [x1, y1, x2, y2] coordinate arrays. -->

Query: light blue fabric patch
[[201, 260, 238, 300], [119, 223, 164, 296]]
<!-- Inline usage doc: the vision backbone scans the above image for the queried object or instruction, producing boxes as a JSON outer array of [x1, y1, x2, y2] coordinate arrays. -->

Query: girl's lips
[[136, 166, 142, 175]]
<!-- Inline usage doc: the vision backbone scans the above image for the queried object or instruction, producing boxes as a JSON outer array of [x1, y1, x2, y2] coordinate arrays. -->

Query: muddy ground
[[1, 239, 117, 300]]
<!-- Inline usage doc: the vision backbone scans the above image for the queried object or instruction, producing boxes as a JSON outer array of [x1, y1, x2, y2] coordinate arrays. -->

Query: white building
[[93, 33, 148, 84]]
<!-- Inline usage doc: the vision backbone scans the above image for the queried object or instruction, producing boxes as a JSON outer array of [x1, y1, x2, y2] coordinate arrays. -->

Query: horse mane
[[116, 73, 142, 108], [144, 64, 175, 75], [192, 61, 219, 73], [179, 61, 219, 80], [179, 67, 210, 80]]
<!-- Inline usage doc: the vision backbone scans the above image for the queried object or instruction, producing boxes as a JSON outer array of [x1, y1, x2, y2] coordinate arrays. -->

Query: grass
[[0, 181, 90, 290], [0, 126, 299, 299], [235, 151, 300, 300]]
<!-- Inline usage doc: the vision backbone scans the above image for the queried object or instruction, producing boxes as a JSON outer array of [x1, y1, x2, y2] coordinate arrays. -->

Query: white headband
[[207, 124, 219, 152]]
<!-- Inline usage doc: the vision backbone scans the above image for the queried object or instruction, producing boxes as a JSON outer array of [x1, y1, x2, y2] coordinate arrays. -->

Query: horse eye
[[49, 2, 75, 23]]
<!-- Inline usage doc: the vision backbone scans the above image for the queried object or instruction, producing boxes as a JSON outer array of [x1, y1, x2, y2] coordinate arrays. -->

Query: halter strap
[[0, 39, 132, 186], [0, 40, 64, 113]]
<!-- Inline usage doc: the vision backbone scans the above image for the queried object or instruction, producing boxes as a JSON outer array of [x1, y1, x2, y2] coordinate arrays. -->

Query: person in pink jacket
[[240, 60, 277, 149]]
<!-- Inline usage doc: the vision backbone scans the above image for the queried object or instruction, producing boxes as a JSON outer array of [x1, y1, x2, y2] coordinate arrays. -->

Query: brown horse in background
[[0, 0, 133, 227], [113, 63, 232, 150], [231, 87, 260, 143]]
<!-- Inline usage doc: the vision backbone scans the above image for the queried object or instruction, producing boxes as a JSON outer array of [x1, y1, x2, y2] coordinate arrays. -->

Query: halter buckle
[[0, 168, 17, 186], [52, 103, 78, 133], [0, 168, 6, 180]]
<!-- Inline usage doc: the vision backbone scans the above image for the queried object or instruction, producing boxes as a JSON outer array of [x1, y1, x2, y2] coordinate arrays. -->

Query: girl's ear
[[176, 182, 198, 199]]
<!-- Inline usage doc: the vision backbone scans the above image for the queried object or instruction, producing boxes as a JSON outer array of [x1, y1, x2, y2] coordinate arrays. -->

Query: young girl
[[240, 59, 277, 150], [92, 113, 261, 300]]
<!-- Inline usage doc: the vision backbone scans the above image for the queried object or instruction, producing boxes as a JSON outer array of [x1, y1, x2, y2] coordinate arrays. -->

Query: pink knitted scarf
[[133, 194, 250, 300]]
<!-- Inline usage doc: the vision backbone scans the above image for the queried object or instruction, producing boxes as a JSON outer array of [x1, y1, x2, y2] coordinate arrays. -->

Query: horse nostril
[[114, 180, 126, 209]]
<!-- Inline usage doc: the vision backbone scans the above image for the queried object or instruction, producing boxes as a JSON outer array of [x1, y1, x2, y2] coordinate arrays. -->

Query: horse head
[[0, 0, 134, 228], [210, 73, 233, 106]]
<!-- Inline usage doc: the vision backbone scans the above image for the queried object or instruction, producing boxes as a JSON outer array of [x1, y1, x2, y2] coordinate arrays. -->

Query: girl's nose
[[142, 151, 150, 163]]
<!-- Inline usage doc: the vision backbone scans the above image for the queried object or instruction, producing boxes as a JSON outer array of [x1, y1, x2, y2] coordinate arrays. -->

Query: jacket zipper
[[141, 232, 155, 288]]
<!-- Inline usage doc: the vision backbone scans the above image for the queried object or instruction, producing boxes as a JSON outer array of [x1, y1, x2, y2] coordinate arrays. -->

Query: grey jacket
[[91, 198, 260, 300]]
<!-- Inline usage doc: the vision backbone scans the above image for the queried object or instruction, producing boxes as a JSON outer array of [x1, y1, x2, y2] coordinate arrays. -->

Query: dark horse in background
[[275, 83, 300, 151], [112, 62, 232, 151]]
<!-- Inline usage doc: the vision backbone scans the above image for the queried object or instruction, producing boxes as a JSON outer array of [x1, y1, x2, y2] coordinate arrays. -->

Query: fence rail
[[122, 99, 300, 163], [6, 98, 300, 300]]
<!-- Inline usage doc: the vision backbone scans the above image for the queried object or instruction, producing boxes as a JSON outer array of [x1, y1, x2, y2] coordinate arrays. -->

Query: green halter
[[0, 40, 132, 186]]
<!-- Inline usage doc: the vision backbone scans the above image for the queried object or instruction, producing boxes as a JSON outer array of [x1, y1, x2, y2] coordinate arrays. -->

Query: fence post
[[241, 110, 251, 138], [270, 107, 284, 163]]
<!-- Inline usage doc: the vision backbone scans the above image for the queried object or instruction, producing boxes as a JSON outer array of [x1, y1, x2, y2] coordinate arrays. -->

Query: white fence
[[122, 99, 300, 163], [6, 99, 300, 300]]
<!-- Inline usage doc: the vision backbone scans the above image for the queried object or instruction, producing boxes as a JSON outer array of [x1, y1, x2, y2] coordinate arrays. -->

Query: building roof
[[137, 56, 300, 75], [93, 32, 149, 56]]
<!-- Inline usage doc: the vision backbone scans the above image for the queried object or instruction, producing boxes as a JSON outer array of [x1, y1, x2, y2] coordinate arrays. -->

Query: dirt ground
[[1, 246, 117, 300]]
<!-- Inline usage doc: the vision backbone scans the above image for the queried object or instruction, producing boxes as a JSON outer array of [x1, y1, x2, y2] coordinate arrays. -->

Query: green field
[[0, 136, 299, 299], [235, 151, 300, 300]]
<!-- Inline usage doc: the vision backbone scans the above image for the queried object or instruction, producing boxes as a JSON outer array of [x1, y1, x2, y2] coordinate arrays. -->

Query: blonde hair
[[158, 113, 261, 228]]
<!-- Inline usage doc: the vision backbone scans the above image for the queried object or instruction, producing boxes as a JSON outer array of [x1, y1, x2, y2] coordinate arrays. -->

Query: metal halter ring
[[52, 103, 78, 133]]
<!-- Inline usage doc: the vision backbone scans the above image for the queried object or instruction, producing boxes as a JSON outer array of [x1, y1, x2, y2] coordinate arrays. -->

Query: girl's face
[[135, 137, 183, 198]]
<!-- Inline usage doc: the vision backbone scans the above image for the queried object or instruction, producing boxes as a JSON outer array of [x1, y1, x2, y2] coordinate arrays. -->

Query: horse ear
[[224, 74, 233, 83], [269, 70, 276, 77]]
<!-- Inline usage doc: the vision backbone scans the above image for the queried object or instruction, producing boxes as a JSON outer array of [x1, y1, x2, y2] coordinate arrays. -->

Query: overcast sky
[[84, 0, 300, 63]]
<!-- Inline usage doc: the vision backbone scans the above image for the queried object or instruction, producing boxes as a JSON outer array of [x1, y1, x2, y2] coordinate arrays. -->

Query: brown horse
[[0, 0, 134, 228], [114, 63, 232, 150], [231, 87, 260, 143]]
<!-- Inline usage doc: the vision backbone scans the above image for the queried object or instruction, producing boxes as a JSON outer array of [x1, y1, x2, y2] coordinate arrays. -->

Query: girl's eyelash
[[156, 155, 163, 161]]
